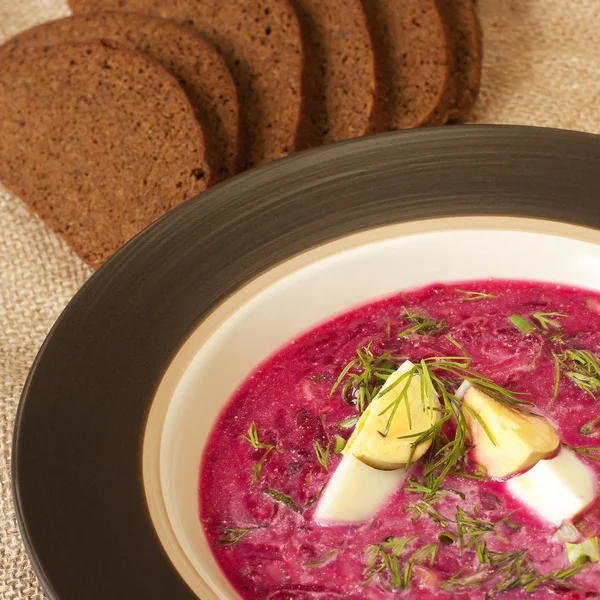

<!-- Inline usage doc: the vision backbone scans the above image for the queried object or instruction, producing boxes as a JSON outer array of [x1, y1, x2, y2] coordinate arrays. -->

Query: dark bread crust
[[291, 0, 377, 145], [442, 0, 483, 119], [68, 0, 305, 168], [0, 40, 209, 268], [363, 0, 452, 130], [0, 11, 241, 182]]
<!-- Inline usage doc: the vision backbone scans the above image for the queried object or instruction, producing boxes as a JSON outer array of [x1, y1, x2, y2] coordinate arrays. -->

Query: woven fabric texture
[[1, 0, 599, 597]]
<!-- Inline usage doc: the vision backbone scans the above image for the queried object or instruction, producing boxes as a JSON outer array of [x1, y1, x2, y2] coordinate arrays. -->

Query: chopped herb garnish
[[442, 543, 586, 596], [263, 489, 303, 514], [333, 434, 346, 455], [439, 531, 457, 545], [364, 536, 437, 590], [217, 527, 257, 546], [456, 290, 498, 302], [531, 312, 568, 330], [314, 440, 330, 471], [508, 314, 535, 334], [329, 342, 398, 413], [304, 483, 327, 508], [398, 308, 448, 338], [338, 415, 358, 429], [563, 349, 600, 398], [304, 549, 339, 568], [510, 312, 600, 399], [242, 421, 282, 483], [364, 535, 418, 588], [455, 507, 510, 553], [565, 444, 600, 462], [580, 416, 600, 435], [552, 350, 562, 402], [406, 499, 448, 527], [332, 337, 530, 497]]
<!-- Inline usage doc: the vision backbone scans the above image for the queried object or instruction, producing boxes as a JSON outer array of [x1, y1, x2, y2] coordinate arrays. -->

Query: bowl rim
[[12, 125, 600, 599]]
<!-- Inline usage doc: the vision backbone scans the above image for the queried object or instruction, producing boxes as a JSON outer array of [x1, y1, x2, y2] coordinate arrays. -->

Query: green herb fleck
[[329, 342, 398, 413], [263, 489, 303, 514], [314, 439, 330, 470], [217, 527, 257, 546], [456, 290, 498, 302], [580, 416, 600, 435], [406, 499, 448, 527], [531, 312, 569, 330], [398, 308, 448, 338], [508, 314, 535, 334], [338, 415, 358, 429], [565, 444, 600, 462], [304, 549, 339, 568], [242, 421, 281, 483], [439, 532, 457, 545], [333, 434, 346, 455]]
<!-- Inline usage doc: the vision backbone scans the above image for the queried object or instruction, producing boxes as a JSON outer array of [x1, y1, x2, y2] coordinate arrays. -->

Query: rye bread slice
[[442, 0, 483, 119], [0, 12, 240, 182], [291, 0, 378, 144], [0, 40, 209, 269], [69, 0, 304, 168], [363, 0, 452, 129]]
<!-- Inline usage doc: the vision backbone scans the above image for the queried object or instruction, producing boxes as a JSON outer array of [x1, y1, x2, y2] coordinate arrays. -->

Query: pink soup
[[200, 280, 600, 599]]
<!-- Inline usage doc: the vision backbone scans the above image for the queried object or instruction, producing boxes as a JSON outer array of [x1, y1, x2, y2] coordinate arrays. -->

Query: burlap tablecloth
[[1, 1, 599, 597]]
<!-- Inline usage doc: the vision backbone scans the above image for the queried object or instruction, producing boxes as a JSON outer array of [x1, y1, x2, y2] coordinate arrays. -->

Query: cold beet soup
[[200, 280, 600, 599]]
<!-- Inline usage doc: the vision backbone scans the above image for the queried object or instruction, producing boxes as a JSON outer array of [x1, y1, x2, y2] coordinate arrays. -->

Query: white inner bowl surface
[[145, 217, 600, 599]]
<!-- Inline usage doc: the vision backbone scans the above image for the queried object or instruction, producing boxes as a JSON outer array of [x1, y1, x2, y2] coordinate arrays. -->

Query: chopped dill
[[508, 314, 534, 335], [331, 337, 531, 497], [263, 489, 303, 514], [406, 498, 449, 527], [333, 434, 346, 455], [329, 342, 398, 413], [564, 443, 600, 462], [304, 483, 327, 508], [314, 439, 330, 471], [338, 415, 358, 429], [580, 416, 600, 435], [242, 421, 282, 483], [553, 348, 600, 399], [217, 526, 257, 546], [456, 290, 499, 302], [531, 312, 569, 330], [363, 536, 437, 590], [442, 544, 586, 596], [397, 307, 448, 338], [454, 507, 510, 553], [304, 549, 339, 568], [439, 531, 457, 545], [509, 311, 600, 399]]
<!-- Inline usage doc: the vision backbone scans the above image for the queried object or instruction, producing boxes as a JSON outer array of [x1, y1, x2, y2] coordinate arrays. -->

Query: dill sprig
[[304, 549, 339, 568], [329, 342, 398, 413], [314, 440, 330, 471], [338, 415, 358, 429], [565, 443, 600, 462], [263, 489, 303, 514], [442, 542, 586, 597], [333, 434, 346, 455], [456, 290, 499, 302], [397, 308, 448, 338], [455, 507, 510, 553], [509, 311, 600, 400], [406, 498, 449, 527], [363, 536, 438, 590], [217, 526, 257, 546], [331, 337, 530, 497], [242, 421, 282, 483]]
